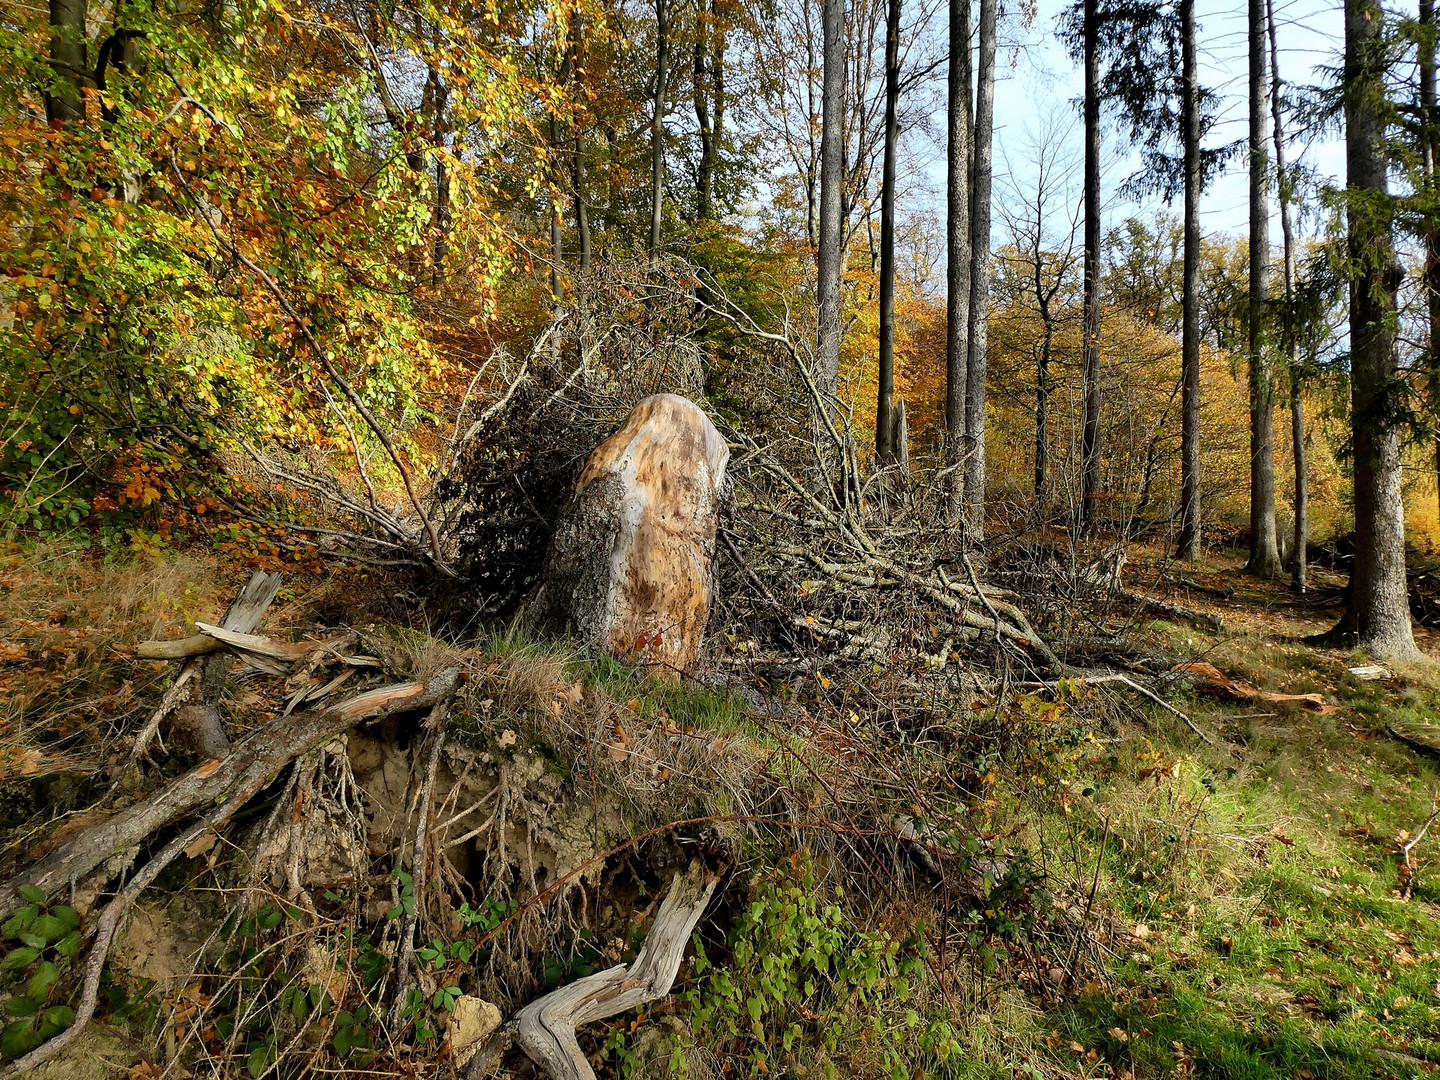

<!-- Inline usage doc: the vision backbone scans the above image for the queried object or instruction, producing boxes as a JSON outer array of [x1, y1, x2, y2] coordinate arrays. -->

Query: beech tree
[[945, 0, 972, 522], [876, 0, 903, 463], [963, 0, 997, 536], [816, 0, 846, 402], [1245, 0, 1281, 577]]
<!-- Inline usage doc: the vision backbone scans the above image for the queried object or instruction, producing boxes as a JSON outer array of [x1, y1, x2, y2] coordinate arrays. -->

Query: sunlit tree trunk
[[945, 0, 972, 523], [1245, 0, 1281, 576], [816, 0, 846, 403], [1079, 0, 1102, 532], [1421, 0, 1440, 516], [1325, 0, 1418, 657], [876, 0, 902, 463], [1175, 0, 1202, 561], [1266, 0, 1305, 592], [650, 0, 670, 263], [963, 0, 996, 538]]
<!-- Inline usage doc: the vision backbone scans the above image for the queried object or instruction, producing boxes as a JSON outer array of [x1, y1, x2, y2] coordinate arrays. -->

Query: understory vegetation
[[0, 544, 1436, 1079]]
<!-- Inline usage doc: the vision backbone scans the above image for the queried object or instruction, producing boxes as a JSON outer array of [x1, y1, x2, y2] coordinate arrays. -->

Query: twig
[[1401, 804, 1440, 901]]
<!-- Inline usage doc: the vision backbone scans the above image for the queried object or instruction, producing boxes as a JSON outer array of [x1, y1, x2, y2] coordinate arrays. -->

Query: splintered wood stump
[[512, 860, 720, 1080], [523, 394, 729, 679], [174, 570, 283, 755]]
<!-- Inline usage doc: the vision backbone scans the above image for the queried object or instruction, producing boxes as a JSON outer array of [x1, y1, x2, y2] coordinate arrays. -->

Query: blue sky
[[925, 0, 1355, 245]]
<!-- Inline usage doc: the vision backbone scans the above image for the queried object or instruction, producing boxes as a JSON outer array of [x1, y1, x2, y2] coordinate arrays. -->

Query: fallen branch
[[1401, 804, 1440, 901], [508, 860, 722, 1080]]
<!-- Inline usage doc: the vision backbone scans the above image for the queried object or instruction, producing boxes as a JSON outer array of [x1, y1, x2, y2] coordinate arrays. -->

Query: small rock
[[446, 995, 503, 1068]]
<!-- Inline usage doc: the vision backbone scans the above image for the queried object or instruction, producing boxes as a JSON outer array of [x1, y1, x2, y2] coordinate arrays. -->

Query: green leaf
[[1, 1018, 41, 1059], [29, 916, 66, 946], [247, 1045, 270, 1077], [27, 962, 58, 1001], [15, 933, 46, 951], [42, 1005, 73, 1029], [16, 886, 44, 905], [1, 907, 38, 940], [4, 998, 37, 1018], [50, 907, 79, 932], [54, 931, 81, 959], [0, 948, 39, 971]]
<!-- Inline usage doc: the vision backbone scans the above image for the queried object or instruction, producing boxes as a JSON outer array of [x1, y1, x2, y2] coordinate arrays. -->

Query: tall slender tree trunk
[[876, 0, 902, 464], [945, 0, 973, 523], [548, 113, 564, 305], [1175, 0, 1202, 561], [47, 0, 86, 123], [1245, 0, 1281, 576], [694, 0, 715, 222], [963, 0, 997, 538], [649, 0, 670, 263], [816, 0, 846, 404], [1421, 0, 1440, 516], [1036, 293, 1052, 499], [1079, 0, 1102, 531], [1325, 0, 1418, 657], [1266, 0, 1305, 592]]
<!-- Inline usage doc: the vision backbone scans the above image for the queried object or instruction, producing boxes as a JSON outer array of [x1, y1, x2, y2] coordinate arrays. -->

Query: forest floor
[[0, 542, 1438, 1079], [1022, 548, 1440, 1080]]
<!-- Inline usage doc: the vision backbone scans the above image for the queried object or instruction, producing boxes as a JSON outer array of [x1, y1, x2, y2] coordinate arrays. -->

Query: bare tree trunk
[[694, 0, 715, 222], [1175, 0, 1202, 561], [963, 0, 996, 539], [650, 0, 670, 263], [1079, 0, 1102, 532], [1267, 0, 1305, 592], [1245, 0, 1281, 576], [46, 0, 86, 123], [816, 0, 847, 403], [1421, 0, 1440, 519], [1036, 316, 1052, 499], [549, 114, 565, 305], [945, 0, 973, 522], [876, 0, 902, 463], [572, 37, 591, 273], [1324, 0, 1418, 657]]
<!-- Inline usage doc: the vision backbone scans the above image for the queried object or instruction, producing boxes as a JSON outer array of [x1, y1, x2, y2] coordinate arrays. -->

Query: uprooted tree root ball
[[1, 561, 1118, 1080]]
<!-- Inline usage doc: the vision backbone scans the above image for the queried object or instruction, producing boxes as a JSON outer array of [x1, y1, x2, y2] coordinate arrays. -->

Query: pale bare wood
[[510, 861, 720, 1080], [176, 571, 285, 754]]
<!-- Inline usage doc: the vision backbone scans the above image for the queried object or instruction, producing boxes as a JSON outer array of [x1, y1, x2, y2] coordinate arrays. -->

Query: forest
[[3, 0, 1440, 1075]]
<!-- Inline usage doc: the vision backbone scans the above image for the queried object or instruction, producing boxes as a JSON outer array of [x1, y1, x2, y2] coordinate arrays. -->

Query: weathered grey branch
[[511, 860, 721, 1080]]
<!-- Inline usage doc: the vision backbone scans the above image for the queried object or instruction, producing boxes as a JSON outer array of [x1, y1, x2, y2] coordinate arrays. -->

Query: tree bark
[[1266, 0, 1306, 592], [650, 0, 670, 263], [1175, 0, 1202, 561], [693, 0, 720, 222], [816, 0, 846, 403], [46, 0, 86, 124], [876, 0, 902, 463], [1324, 0, 1419, 657], [963, 0, 996, 539], [549, 113, 565, 304], [1421, 0, 1440, 518], [945, 0, 973, 522], [1079, 0, 1102, 531], [1245, 0, 1281, 577]]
